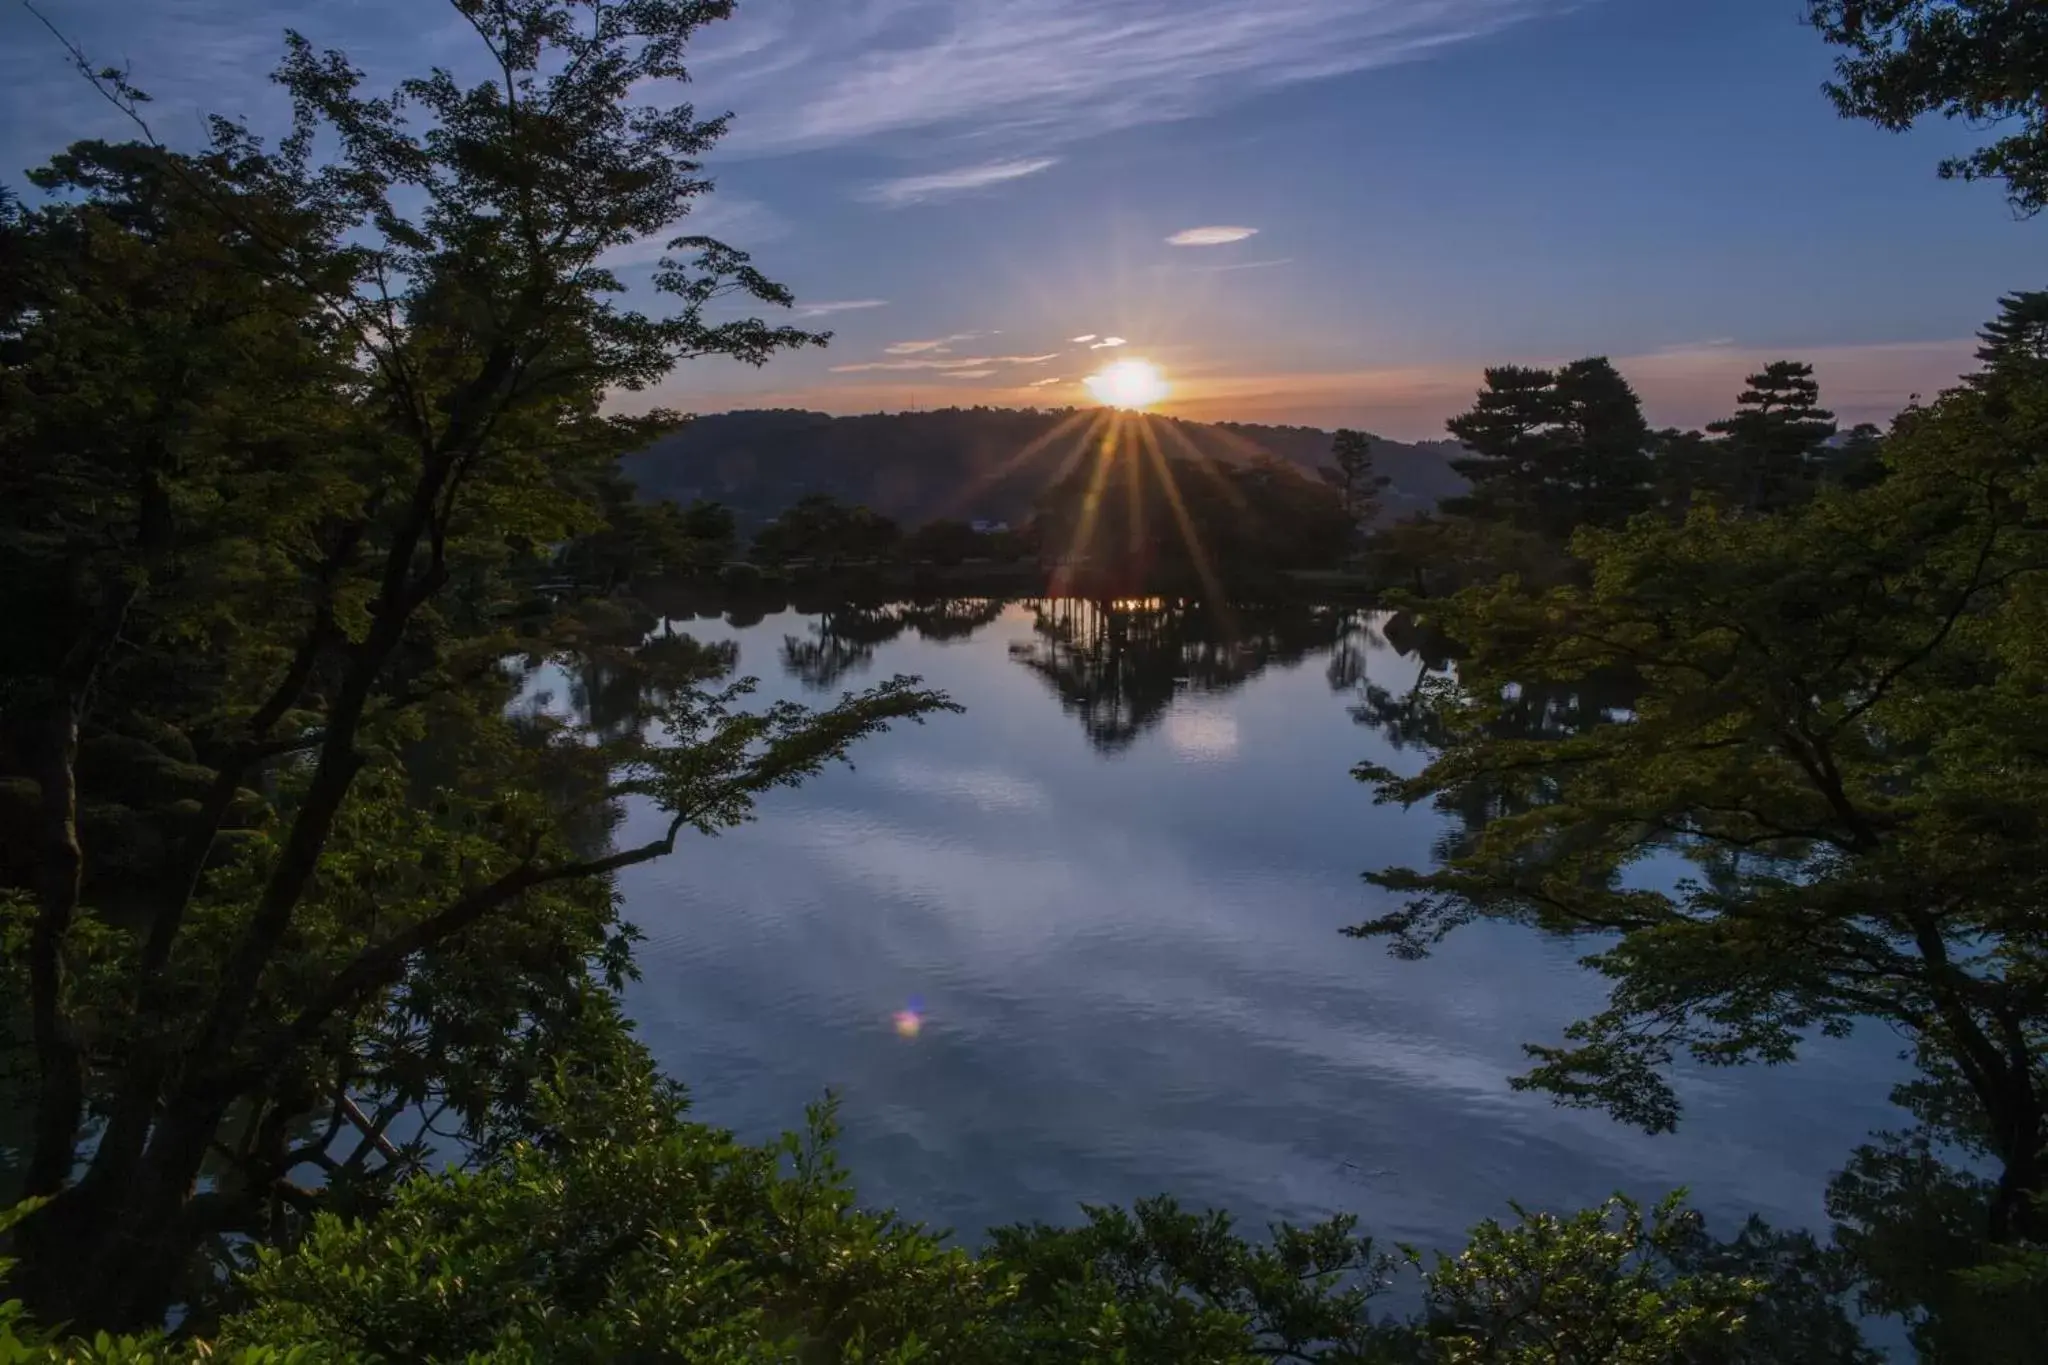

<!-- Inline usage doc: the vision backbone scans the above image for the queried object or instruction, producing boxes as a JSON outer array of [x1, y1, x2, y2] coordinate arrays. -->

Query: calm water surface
[[609, 598, 1907, 1251]]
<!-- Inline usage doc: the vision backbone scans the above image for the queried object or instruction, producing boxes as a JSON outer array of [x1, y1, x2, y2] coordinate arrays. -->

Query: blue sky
[[3, 0, 2038, 437]]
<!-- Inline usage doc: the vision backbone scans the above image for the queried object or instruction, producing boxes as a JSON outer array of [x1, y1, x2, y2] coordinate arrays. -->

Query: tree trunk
[[24, 698, 87, 1201], [11, 1091, 239, 1332], [1987, 1108, 2047, 1245]]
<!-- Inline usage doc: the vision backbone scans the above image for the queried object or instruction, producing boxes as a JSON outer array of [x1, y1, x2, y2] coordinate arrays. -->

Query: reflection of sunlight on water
[[1165, 708, 1239, 762]]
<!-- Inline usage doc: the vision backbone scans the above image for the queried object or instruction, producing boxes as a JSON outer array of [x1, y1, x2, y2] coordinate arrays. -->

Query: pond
[[601, 596, 1907, 1253]]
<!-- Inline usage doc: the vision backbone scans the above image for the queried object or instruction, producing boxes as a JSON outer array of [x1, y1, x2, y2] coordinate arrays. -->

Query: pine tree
[[1446, 365, 1562, 532], [1321, 428, 1393, 531], [1704, 361, 1836, 513], [1551, 357, 1654, 529], [1972, 289, 2048, 386], [1445, 360, 1652, 537]]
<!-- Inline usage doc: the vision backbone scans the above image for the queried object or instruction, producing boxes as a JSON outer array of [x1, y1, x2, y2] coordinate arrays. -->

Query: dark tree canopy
[[1358, 332, 2048, 1283], [749, 493, 903, 569], [1809, 0, 2048, 214], [1703, 361, 1839, 512], [625, 407, 1467, 531], [1444, 358, 1653, 538], [1973, 288, 2048, 385], [1034, 437, 1355, 586], [1321, 428, 1394, 532], [0, 0, 946, 1332]]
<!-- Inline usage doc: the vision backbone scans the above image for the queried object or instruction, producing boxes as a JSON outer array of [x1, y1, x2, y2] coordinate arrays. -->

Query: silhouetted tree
[[750, 494, 901, 569], [1971, 288, 2048, 387], [626, 409, 1466, 533], [902, 518, 987, 567], [1704, 361, 1838, 512], [1035, 447, 1353, 586], [1320, 429, 1393, 533], [1445, 359, 1652, 537], [1810, 0, 2048, 215]]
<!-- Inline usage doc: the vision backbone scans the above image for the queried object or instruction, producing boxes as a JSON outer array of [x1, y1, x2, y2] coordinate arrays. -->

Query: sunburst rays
[[922, 402, 1269, 623]]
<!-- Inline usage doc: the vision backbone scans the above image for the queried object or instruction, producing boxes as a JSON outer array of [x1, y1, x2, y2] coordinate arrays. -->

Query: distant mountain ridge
[[623, 407, 1469, 530]]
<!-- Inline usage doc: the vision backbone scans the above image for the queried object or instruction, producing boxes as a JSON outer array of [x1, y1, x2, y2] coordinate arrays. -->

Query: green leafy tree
[[1826, 1072, 2048, 1361], [0, 0, 948, 1332], [557, 469, 736, 589], [1361, 515, 1575, 599], [0, 1077, 1872, 1362], [1809, 0, 2048, 215], [1702, 361, 1839, 512], [1815, 422, 1888, 492], [1354, 346, 2048, 1263], [1422, 1195, 1848, 1365]]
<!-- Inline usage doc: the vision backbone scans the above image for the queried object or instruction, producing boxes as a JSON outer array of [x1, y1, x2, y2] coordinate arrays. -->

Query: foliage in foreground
[[1808, 0, 2048, 216], [0, 0, 963, 1333], [1355, 305, 2048, 1355], [0, 1071, 1873, 1364]]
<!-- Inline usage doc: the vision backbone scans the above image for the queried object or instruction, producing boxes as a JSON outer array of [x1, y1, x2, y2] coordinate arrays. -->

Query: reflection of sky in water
[[1164, 707, 1239, 761], [619, 604, 1909, 1252]]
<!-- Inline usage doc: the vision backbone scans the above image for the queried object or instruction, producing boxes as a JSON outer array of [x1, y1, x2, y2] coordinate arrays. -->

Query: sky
[[2, 0, 2039, 439]]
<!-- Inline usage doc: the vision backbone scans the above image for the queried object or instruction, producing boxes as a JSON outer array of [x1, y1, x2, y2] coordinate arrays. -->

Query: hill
[[623, 408, 1467, 530]]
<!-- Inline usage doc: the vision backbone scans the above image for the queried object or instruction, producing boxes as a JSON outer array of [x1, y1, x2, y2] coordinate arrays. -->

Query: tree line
[[685, 359, 1891, 592], [622, 405, 1460, 532]]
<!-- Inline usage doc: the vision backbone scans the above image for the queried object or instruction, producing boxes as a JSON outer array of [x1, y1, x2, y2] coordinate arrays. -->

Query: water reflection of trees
[[1323, 609, 1639, 860], [1010, 597, 1352, 753], [780, 599, 1008, 690], [555, 603, 740, 741], [511, 603, 747, 863]]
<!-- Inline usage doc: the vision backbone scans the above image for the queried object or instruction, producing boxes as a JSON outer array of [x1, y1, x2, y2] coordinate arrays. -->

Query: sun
[[1084, 358, 1170, 411]]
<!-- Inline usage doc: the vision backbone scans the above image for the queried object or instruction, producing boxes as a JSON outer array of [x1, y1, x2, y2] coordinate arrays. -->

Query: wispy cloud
[[863, 157, 1059, 207], [1193, 256, 1294, 272], [832, 359, 978, 373], [1167, 225, 1260, 246], [940, 369, 999, 379], [796, 298, 890, 317], [886, 333, 982, 355], [1027, 376, 1067, 387], [1071, 334, 1098, 344], [696, 1, 1563, 153], [831, 352, 1059, 373], [1089, 336, 1129, 349]]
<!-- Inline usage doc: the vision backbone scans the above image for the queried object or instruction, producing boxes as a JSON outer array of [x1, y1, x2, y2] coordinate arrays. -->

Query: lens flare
[[893, 996, 925, 1038]]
